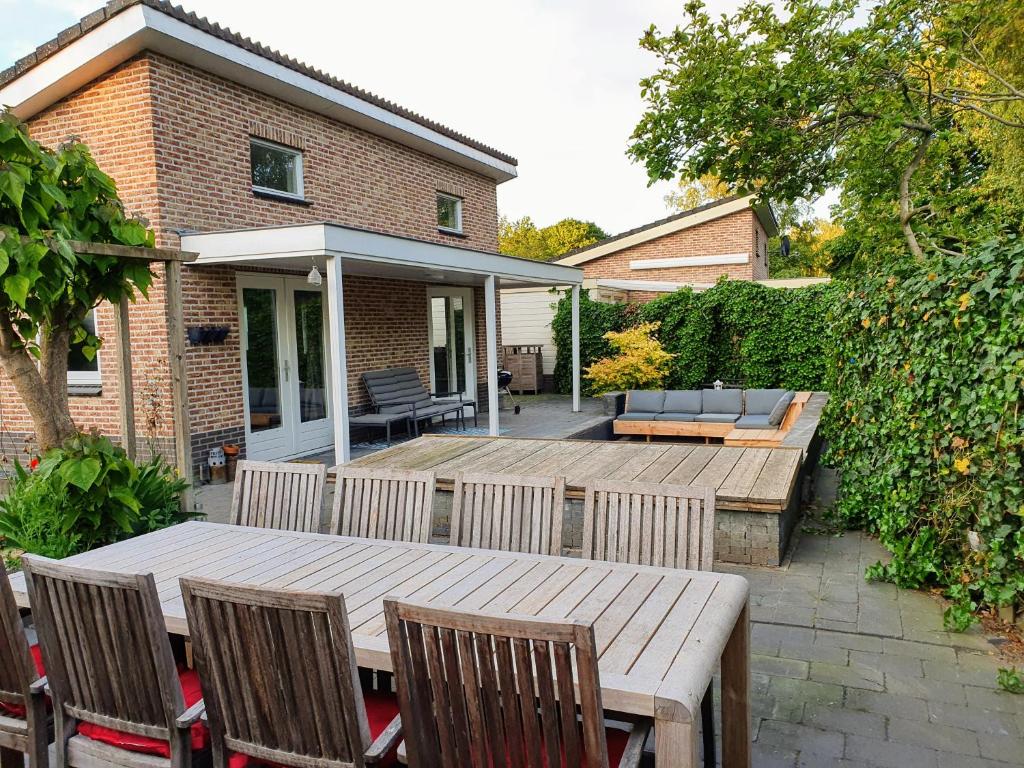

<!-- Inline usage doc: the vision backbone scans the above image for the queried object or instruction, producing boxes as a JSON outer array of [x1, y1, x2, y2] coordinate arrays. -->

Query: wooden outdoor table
[[8, 521, 751, 768]]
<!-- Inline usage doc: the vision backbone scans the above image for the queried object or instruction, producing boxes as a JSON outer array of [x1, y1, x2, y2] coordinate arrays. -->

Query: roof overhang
[[557, 195, 778, 267], [0, 3, 517, 183], [179, 224, 583, 289], [587, 277, 830, 293]]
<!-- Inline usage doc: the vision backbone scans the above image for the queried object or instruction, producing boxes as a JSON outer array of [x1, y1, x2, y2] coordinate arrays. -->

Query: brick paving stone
[[809, 661, 886, 691], [844, 735, 940, 768], [782, 641, 849, 666], [882, 637, 958, 663], [848, 649, 924, 678], [937, 756, 1024, 768], [815, 629, 884, 653], [924, 656, 1004, 687], [844, 688, 930, 722], [978, 733, 1024, 765], [927, 701, 1020, 737], [965, 685, 1024, 713], [767, 677, 845, 708], [888, 716, 981, 757], [885, 673, 967, 705], [753, 654, 811, 679], [758, 720, 845, 758], [752, 742, 799, 768], [802, 701, 886, 739]]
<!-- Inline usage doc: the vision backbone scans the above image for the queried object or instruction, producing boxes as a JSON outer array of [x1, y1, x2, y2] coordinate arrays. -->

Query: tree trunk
[[0, 316, 78, 452], [899, 131, 933, 260]]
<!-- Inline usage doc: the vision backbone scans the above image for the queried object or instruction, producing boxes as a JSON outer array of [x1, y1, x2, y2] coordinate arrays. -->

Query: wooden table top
[[346, 435, 801, 512], [9, 521, 748, 725]]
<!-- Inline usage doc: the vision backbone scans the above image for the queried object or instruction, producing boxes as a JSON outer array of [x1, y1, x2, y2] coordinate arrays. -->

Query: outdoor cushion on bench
[[695, 412, 741, 423], [663, 390, 702, 414], [625, 390, 665, 413], [655, 412, 697, 421], [745, 388, 795, 425], [700, 388, 742, 415], [735, 414, 773, 429]]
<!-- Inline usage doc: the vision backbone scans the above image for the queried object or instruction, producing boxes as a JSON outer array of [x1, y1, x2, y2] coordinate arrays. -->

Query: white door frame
[[426, 286, 476, 403], [237, 274, 334, 461]]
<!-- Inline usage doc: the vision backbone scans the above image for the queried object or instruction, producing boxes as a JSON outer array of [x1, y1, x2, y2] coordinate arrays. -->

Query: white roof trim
[[0, 4, 517, 183], [557, 195, 762, 267], [590, 277, 831, 293], [180, 224, 583, 286], [629, 252, 749, 271]]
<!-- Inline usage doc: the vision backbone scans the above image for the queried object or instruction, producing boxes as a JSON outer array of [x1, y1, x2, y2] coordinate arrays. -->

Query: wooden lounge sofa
[[614, 388, 799, 443]]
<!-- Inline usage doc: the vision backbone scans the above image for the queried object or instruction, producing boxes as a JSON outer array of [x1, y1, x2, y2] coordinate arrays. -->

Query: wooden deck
[[344, 435, 802, 513]]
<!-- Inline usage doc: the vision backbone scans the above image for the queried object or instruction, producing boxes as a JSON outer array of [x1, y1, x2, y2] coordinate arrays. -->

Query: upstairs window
[[67, 311, 100, 387], [437, 193, 463, 234], [250, 138, 304, 199]]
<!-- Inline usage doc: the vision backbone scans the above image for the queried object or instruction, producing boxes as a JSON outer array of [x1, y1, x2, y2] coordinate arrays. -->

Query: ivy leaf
[[0, 168, 25, 208], [3, 274, 30, 307]]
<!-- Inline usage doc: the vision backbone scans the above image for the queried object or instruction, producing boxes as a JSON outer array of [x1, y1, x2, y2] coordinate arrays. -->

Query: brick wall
[[580, 209, 759, 285], [7, 52, 504, 468]]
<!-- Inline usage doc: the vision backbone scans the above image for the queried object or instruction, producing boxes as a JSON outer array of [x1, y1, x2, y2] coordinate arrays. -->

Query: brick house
[[557, 195, 778, 303], [0, 0, 584, 474]]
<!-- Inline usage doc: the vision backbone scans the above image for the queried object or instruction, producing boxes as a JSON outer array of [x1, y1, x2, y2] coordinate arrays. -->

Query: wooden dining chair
[[330, 467, 435, 543], [449, 472, 565, 556], [582, 478, 717, 766], [21, 556, 207, 768], [180, 577, 401, 768], [383, 598, 650, 768], [230, 460, 326, 532], [0, 563, 49, 768]]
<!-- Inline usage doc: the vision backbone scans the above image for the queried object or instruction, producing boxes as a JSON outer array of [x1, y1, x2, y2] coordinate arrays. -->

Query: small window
[[68, 311, 100, 386], [250, 138, 304, 199], [437, 193, 463, 233]]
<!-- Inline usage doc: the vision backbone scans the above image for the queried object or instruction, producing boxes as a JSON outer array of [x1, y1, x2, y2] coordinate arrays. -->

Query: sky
[[2, 0, 836, 235]]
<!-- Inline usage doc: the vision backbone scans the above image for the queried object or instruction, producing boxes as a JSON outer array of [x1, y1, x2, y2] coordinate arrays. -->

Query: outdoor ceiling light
[[307, 261, 322, 286]]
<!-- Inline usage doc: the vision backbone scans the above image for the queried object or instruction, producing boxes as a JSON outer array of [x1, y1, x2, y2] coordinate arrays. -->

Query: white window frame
[[436, 192, 463, 234], [67, 310, 101, 387], [250, 137, 305, 201]]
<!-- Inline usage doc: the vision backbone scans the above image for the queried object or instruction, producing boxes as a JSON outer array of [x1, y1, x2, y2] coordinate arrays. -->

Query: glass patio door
[[238, 275, 333, 460], [428, 286, 475, 402]]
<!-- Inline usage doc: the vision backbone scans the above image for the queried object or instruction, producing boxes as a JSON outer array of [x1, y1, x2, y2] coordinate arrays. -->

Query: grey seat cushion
[[735, 414, 773, 429], [745, 389, 789, 415], [663, 390, 701, 414], [617, 412, 660, 421], [695, 412, 740, 423], [701, 389, 742, 415], [768, 391, 796, 425], [654, 412, 696, 422], [626, 390, 665, 413]]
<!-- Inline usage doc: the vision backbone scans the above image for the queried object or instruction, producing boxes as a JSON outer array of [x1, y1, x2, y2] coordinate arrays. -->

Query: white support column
[[326, 255, 351, 465], [485, 274, 500, 436], [571, 283, 581, 413]]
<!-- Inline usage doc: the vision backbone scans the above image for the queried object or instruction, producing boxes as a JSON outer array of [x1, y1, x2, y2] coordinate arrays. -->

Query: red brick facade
[[5, 53, 504, 470], [577, 209, 769, 290]]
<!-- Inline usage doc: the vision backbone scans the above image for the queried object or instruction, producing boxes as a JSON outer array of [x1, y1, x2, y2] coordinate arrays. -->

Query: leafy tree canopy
[[663, 172, 732, 211], [629, 0, 1024, 264], [0, 109, 154, 449], [498, 215, 608, 261]]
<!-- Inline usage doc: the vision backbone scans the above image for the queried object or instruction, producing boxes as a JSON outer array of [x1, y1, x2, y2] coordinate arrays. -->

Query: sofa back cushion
[[745, 389, 789, 415], [663, 390, 702, 414], [768, 391, 796, 425], [701, 388, 742, 414], [626, 390, 665, 413]]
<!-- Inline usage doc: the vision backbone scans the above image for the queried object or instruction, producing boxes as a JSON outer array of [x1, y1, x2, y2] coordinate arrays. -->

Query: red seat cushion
[[0, 644, 47, 718], [226, 687, 400, 768], [77, 667, 208, 757], [606, 725, 631, 768]]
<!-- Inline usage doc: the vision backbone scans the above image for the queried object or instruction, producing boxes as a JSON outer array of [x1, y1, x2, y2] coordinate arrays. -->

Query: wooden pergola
[[70, 241, 197, 508]]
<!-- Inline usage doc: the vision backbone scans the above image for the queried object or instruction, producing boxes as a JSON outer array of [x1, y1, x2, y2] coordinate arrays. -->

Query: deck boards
[[346, 436, 803, 512]]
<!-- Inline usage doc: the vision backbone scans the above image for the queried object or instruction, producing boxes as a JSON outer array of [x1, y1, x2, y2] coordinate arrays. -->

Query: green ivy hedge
[[553, 279, 839, 393], [823, 237, 1024, 625]]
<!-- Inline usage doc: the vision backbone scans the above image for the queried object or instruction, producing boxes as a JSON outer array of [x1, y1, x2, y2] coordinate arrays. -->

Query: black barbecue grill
[[497, 369, 521, 414]]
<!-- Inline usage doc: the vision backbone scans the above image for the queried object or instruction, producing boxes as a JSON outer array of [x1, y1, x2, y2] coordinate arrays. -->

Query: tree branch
[[899, 132, 933, 260]]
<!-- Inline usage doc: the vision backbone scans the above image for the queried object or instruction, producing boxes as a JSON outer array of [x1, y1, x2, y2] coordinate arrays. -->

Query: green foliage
[[997, 667, 1024, 695], [554, 280, 839, 393], [585, 322, 673, 394], [824, 236, 1024, 618], [628, 0, 1024, 262], [0, 433, 192, 558], [498, 216, 608, 261], [551, 290, 634, 395], [0, 109, 155, 360]]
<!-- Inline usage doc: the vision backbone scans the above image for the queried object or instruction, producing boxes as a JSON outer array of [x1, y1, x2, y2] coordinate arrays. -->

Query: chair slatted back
[[582, 479, 716, 570], [362, 368, 432, 413], [449, 472, 565, 556], [0, 563, 39, 717], [231, 460, 326, 532], [384, 599, 611, 768], [22, 557, 185, 744], [330, 467, 435, 543], [181, 578, 369, 768]]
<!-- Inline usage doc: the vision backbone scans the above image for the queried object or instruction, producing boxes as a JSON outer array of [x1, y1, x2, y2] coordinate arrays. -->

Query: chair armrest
[[28, 676, 47, 697], [364, 714, 402, 763], [176, 699, 206, 730], [619, 718, 653, 768], [431, 391, 464, 401]]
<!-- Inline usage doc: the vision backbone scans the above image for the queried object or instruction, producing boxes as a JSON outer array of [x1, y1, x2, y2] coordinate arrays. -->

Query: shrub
[[551, 290, 634, 395], [824, 236, 1024, 621], [0, 432, 192, 559], [585, 322, 673, 394]]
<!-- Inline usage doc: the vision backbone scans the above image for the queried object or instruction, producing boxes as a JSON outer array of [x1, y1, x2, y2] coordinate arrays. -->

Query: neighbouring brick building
[[0, 0, 583, 474], [556, 195, 778, 303]]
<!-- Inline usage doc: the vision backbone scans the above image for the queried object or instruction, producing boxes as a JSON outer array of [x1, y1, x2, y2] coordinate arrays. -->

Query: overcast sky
[[3, 0, 834, 235]]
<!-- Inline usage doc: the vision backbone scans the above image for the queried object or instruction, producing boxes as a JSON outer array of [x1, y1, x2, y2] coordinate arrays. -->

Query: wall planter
[[187, 326, 230, 345]]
